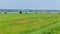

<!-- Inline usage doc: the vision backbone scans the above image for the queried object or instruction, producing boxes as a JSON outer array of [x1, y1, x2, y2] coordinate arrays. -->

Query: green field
[[0, 13, 60, 34]]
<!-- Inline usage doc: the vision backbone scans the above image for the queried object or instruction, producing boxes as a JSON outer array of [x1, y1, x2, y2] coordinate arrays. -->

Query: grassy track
[[0, 13, 60, 34]]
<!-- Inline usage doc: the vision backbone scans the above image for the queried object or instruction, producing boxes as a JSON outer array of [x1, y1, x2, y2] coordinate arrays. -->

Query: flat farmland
[[0, 13, 60, 34]]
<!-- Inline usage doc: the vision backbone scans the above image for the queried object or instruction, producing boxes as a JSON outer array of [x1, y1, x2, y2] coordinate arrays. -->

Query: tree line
[[3, 10, 37, 14]]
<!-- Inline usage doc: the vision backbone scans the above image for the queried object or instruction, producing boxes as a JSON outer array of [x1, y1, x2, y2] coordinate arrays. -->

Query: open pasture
[[0, 13, 60, 34]]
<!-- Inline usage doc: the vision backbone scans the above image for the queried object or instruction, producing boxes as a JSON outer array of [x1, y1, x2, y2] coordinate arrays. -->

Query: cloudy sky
[[0, 0, 60, 9]]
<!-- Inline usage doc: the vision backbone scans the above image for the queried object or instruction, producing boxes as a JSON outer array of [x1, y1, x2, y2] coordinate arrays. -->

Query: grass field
[[0, 13, 60, 34]]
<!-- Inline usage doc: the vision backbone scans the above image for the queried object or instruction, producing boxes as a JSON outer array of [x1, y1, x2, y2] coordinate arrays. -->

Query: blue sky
[[0, 0, 60, 9]]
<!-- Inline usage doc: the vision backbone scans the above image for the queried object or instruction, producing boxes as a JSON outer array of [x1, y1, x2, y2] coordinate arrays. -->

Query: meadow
[[0, 13, 60, 34]]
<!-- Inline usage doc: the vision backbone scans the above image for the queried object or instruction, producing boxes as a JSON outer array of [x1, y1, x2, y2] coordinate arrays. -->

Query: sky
[[0, 0, 60, 9]]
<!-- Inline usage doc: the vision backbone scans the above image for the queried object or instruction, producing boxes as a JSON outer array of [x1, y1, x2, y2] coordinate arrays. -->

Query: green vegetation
[[0, 13, 60, 34]]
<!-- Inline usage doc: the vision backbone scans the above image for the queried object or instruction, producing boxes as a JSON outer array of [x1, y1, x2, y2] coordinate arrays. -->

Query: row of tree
[[4, 11, 38, 14], [4, 11, 22, 14]]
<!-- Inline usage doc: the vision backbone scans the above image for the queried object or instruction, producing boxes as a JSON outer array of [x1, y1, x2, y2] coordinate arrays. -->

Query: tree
[[19, 11, 22, 14], [4, 12, 7, 14], [29, 10, 32, 12]]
